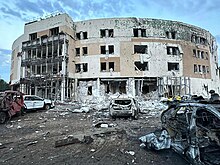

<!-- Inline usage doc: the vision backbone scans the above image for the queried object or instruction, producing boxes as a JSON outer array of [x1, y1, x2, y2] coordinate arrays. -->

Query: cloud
[[0, 49, 11, 82], [0, 49, 11, 67], [59, 0, 135, 20]]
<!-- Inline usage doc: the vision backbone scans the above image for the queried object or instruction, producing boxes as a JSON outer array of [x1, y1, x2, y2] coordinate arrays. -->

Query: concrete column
[[80, 64, 83, 72], [169, 47, 173, 55], [105, 45, 109, 54], [80, 31, 84, 40], [61, 36, 67, 102], [192, 35, 196, 42], [168, 32, 172, 39], [138, 29, 142, 37], [105, 29, 109, 37], [74, 78, 78, 101], [97, 78, 100, 97]]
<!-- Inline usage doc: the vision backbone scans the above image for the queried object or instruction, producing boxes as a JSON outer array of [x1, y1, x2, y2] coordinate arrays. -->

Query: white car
[[109, 96, 140, 119], [23, 95, 54, 110]]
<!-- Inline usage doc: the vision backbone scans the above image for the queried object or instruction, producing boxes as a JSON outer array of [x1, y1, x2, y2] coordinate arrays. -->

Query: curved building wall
[[10, 14, 219, 100], [73, 17, 219, 98]]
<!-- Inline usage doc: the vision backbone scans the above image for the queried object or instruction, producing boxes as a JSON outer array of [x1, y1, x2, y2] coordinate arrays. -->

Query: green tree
[[0, 79, 10, 92]]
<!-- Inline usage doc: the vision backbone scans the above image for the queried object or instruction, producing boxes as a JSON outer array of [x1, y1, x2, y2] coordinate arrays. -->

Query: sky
[[0, 0, 220, 82]]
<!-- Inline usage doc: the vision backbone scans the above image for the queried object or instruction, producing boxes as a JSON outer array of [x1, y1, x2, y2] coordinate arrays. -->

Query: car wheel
[[0, 111, 7, 124], [44, 104, 50, 110], [133, 114, 139, 120], [161, 113, 167, 124]]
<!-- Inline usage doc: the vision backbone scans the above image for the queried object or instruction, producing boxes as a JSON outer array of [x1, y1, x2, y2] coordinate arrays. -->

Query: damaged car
[[109, 96, 140, 119], [0, 91, 24, 123], [159, 102, 220, 165], [23, 95, 54, 111]]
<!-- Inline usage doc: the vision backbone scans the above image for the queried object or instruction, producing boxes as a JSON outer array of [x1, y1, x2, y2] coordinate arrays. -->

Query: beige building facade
[[10, 13, 220, 101]]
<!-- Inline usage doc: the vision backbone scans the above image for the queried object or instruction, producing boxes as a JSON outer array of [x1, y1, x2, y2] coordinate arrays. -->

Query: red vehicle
[[0, 91, 24, 123]]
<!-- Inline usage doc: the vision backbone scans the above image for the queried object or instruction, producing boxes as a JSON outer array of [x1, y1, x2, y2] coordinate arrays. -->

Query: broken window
[[48, 44, 52, 57], [59, 44, 63, 55], [134, 45, 148, 54], [75, 64, 81, 73], [165, 31, 169, 38], [198, 65, 201, 72], [109, 29, 114, 37], [49, 27, 59, 36], [200, 37, 207, 45], [168, 62, 179, 71], [109, 45, 114, 54], [193, 49, 196, 57], [76, 33, 80, 40], [205, 52, 209, 60], [75, 63, 88, 73], [82, 47, 88, 55], [42, 46, 46, 58], [88, 86, 92, 95], [37, 65, 41, 74], [32, 49, 36, 58], [194, 64, 198, 73], [100, 29, 106, 38], [27, 50, 31, 59], [202, 65, 206, 73], [100, 29, 114, 38], [133, 29, 139, 37], [165, 31, 176, 39], [37, 48, 41, 58], [42, 65, 46, 74], [134, 62, 148, 71], [171, 31, 176, 39], [167, 46, 179, 55], [100, 46, 106, 54], [101, 62, 106, 71], [82, 63, 88, 72], [75, 48, 80, 56], [29, 33, 37, 40], [201, 51, 204, 59], [53, 43, 58, 56], [141, 29, 146, 37], [109, 62, 114, 71], [206, 66, 209, 73], [83, 32, 88, 39], [133, 29, 146, 37]]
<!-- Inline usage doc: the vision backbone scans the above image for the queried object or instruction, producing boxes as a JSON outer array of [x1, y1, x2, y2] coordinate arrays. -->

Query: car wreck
[[140, 102, 220, 165], [0, 90, 24, 124], [109, 96, 140, 119]]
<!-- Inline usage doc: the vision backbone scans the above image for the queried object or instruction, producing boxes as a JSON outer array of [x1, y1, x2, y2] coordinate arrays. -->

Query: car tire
[[44, 104, 50, 110], [133, 114, 139, 120], [161, 113, 166, 124], [0, 111, 7, 124]]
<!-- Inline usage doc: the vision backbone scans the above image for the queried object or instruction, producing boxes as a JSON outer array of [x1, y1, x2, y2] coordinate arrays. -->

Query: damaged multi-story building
[[10, 13, 220, 101]]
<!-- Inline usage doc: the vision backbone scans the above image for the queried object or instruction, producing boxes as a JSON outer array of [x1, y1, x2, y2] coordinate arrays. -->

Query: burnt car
[[161, 102, 220, 165], [109, 96, 139, 119], [0, 91, 24, 123]]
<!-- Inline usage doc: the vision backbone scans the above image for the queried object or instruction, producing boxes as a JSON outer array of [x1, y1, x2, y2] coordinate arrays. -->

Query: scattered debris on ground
[[0, 98, 189, 165]]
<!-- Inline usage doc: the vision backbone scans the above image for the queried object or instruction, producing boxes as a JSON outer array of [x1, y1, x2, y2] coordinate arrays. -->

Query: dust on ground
[[0, 102, 188, 165]]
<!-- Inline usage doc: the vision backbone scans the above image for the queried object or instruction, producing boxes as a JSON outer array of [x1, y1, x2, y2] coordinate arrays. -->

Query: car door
[[32, 96, 44, 109], [24, 96, 34, 109]]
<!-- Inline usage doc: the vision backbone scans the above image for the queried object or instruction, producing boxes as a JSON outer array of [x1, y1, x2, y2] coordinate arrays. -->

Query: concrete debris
[[138, 100, 168, 115], [55, 135, 94, 147], [139, 130, 171, 150], [90, 149, 96, 152], [66, 106, 90, 113], [93, 121, 116, 128], [27, 141, 38, 146], [125, 151, 135, 156], [55, 136, 82, 147]]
